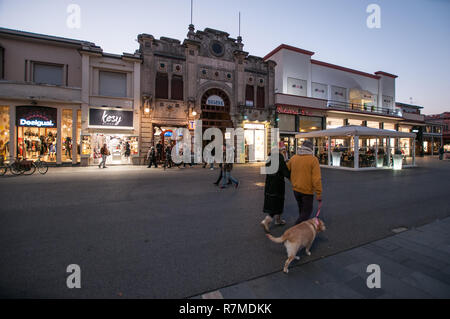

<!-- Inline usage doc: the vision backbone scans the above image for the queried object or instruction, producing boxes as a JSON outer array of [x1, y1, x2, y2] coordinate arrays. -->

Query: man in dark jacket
[[147, 146, 157, 168], [156, 141, 163, 162], [261, 148, 290, 232], [164, 145, 172, 169]]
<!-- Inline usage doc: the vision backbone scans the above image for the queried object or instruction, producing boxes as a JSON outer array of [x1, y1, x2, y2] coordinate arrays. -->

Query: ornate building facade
[[138, 25, 276, 162]]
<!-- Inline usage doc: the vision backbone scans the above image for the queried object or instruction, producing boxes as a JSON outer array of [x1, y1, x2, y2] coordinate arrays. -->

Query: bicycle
[[16, 157, 36, 175], [35, 156, 49, 175], [0, 158, 30, 176]]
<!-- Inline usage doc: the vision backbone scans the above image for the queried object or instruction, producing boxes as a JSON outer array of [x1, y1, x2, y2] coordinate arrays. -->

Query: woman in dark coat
[[261, 149, 290, 232]]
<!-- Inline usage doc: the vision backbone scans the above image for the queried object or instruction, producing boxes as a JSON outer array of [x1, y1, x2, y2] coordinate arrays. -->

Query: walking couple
[[261, 140, 322, 232], [213, 145, 239, 189]]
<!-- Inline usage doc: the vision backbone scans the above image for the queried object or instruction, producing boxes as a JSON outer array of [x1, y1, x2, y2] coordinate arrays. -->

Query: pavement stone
[[195, 216, 450, 299]]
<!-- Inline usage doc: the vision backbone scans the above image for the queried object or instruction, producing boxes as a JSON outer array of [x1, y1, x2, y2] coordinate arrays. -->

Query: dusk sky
[[0, 0, 449, 114]]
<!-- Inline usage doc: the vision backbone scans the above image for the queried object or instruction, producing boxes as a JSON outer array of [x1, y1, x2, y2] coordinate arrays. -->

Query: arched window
[[155, 72, 168, 99]]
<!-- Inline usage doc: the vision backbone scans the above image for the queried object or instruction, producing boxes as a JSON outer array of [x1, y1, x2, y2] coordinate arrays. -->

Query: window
[[299, 116, 323, 133], [33, 63, 63, 86], [99, 71, 127, 97], [278, 114, 296, 132], [256, 86, 265, 108], [171, 75, 183, 100], [245, 85, 254, 107], [155, 72, 169, 99], [0, 46, 4, 79]]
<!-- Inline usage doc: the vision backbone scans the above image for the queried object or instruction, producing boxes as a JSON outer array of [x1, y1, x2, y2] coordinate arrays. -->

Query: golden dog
[[267, 218, 326, 273]]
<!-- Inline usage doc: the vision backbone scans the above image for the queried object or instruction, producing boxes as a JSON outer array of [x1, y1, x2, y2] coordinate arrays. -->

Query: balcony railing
[[327, 100, 402, 117]]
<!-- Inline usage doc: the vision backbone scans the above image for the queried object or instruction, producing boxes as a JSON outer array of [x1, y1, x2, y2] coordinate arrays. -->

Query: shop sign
[[188, 121, 196, 130], [89, 108, 133, 128], [206, 95, 225, 107], [276, 105, 313, 116], [244, 123, 265, 130], [16, 106, 57, 128]]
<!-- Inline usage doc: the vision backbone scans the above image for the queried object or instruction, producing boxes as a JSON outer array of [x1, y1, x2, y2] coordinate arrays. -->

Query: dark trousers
[[214, 169, 223, 184], [293, 191, 314, 225], [148, 158, 157, 168]]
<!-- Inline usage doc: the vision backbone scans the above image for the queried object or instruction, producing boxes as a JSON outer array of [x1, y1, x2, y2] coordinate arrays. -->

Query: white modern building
[[263, 44, 420, 162]]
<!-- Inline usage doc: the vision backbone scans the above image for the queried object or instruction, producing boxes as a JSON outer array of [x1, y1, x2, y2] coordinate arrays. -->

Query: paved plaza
[[0, 157, 449, 298]]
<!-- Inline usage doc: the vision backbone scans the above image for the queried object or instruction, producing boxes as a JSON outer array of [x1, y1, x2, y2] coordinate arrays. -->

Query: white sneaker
[[260, 216, 273, 233]]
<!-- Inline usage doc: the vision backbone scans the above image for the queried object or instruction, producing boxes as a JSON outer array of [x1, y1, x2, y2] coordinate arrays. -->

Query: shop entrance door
[[90, 133, 138, 165]]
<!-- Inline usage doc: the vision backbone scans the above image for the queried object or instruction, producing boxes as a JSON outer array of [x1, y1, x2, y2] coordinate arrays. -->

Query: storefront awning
[[295, 125, 416, 138]]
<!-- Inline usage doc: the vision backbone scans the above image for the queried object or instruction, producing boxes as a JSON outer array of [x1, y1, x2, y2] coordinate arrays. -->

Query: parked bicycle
[[0, 157, 36, 176], [35, 156, 49, 175]]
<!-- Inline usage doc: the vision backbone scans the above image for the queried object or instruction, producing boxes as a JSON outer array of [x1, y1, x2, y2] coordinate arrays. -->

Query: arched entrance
[[200, 88, 233, 130]]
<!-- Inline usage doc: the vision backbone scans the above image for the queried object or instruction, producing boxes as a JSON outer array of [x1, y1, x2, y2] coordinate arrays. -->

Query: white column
[[327, 136, 331, 166], [56, 108, 62, 164], [387, 137, 391, 167], [133, 61, 141, 159], [412, 138, 416, 166], [354, 136, 359, 169], [377, 78, 383, 110], [81, 53, 90, 132], [307, 62, 312, 97], [72, 108, 78, 165], [9, 104, 16, 161]]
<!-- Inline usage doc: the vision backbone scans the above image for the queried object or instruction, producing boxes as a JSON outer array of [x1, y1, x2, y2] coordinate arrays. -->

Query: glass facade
[[17, 126, 57, 162], [299, 116, 322, 133], [0, 106, 10, 163]]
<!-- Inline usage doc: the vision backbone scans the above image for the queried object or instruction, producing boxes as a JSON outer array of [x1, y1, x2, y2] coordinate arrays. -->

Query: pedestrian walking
[[147, 146, 158, 168], [287, 140, 322, 225], [156, 141, 163, 162], [213, 146, 230, 186], [124, 141, 131, 158], [260, 148, 291, 232], [164, 144, 172, 169], [220, 149, 239, 189], [438, 146, 444, 160], [98, 143, 110, 168]]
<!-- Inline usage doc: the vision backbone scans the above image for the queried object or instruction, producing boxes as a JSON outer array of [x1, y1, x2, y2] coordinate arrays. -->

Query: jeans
[[222, 171, 238, 187], [293, 191, 314, 225], [99, 155, 107, 168]]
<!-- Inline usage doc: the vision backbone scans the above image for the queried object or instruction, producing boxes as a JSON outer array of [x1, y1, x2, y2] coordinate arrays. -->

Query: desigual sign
[[16, 106, 57, 128], [89, 108, 133, 128]]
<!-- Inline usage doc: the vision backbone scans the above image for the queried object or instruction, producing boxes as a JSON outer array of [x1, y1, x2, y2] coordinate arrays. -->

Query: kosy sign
[[89, 108, 133, 128], [16, 106, 57, 128]]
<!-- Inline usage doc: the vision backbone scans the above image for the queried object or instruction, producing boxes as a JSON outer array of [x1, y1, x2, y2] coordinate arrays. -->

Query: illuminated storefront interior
[[0, 106, 10, 163], [297, 125, 416, 170]]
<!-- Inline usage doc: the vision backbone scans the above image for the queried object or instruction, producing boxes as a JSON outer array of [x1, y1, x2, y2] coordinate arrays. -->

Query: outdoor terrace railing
[[327, 100, 402, 117]]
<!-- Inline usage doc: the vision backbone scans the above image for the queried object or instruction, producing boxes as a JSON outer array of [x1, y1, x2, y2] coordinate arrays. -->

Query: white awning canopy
[[295, 125, 416, 138]]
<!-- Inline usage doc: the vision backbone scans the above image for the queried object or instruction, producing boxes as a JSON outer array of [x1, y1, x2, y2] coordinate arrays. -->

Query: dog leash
[[315, 201, 322, 226]]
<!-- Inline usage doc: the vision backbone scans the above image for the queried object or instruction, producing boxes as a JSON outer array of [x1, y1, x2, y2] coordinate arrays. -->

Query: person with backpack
[[98, 144, 110, 168]]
